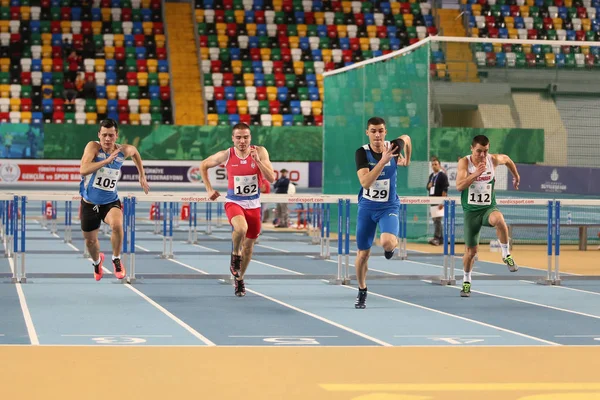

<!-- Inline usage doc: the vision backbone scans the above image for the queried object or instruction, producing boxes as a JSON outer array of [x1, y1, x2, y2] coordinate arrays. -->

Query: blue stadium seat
[[283, 114, 293, 126], [108, 99, 118, 113], [42, 99, 54, 113]]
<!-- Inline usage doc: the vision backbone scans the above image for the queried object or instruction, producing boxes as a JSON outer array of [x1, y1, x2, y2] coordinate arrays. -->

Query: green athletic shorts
[[463, 207, 499, 248]]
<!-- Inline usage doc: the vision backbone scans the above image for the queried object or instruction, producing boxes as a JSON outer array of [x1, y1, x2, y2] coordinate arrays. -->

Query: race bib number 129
[[363, 179, 390, 202]]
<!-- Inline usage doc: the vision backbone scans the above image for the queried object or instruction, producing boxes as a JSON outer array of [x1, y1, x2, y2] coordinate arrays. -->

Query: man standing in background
[[427, 156, 449, 246], [273, 168, 290, 228]]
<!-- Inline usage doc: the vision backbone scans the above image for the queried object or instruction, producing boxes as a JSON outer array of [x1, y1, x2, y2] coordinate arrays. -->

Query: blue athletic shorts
[[356, 205, 400, 251]]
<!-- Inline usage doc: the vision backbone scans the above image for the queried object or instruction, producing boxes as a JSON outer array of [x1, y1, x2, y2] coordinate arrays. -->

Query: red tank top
[[225, 146, 262, 205]]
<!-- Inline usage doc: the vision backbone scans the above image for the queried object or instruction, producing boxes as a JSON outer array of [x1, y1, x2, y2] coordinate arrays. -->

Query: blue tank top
[[357, 142, 399, 210], [80, 144, 125, 205]]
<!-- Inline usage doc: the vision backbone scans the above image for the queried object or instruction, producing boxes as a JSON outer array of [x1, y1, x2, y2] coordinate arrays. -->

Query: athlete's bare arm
[[80, 141, 119, 176], [200, 149, 229, 199], [121, 144, 149, 194], [492, 154, 520, 190], [251, 146, 275, 183], [397, 134, 412, 166]]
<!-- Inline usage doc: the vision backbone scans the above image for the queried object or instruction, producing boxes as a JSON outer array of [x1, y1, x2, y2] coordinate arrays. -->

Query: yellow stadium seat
[[266, 86, 277, 101], [96, 99, 107, 114], [95, 59, 106, 72], [129, 113, 140, 125], [20, 111, 31, 123], [20, 6, 30, 20], [139, 99, 150, 113], [10, 98, 21, 111], [234, 10, 244, 23], [137, 72, 148, 86], [293, 61, 304, 74], [147, 59, 158, 73], [297, 24, 307, 37], [207, 114, 218, 126], [243, 73, 254, 86], [158, 72, 169, 86], [92, 21, 102, 35], [101, 8, 111, 21], [195, 9, 204, 22], [237, 100, 248, 114], [113, 34, 124, 47], [314, 12, 324, 25], [272, 114, 283, 126], [142, 22, 153, 35], [545, 53, 556, 68]]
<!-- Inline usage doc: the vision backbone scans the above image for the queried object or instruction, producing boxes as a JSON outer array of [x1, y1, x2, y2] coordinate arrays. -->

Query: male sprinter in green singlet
[[456, 135, 521, 297]]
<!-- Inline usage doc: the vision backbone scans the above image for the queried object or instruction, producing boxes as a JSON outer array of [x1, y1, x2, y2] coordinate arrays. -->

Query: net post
[[216, 202, 223, 228], [331, 198, 343, 285], [187, 200, 193, 243], [129, 196, 137, 283], [11, 197, 18, 282], [449, 200, 456, 284], [326, 203, 331, 259], [538, 200, 554, 285], [402, 203, 408, 259], [394, 202, 402, 260], [319, 203, 325, 257], [554, 200, 561, 286], [19, 196, 26, 283], [343, 199, 351, 285], [169, 201, 174, 258], [161, 201, 167, 258], [121, 197, 129, 284], [193, 202, 198, 243], [206, 202, 213, 235]]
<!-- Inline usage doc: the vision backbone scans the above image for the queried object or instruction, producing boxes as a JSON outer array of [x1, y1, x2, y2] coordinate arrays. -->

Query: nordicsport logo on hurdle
[[288, 197, 325, 203], [497, 199, 537, 205], [180, 196, 210, 202]]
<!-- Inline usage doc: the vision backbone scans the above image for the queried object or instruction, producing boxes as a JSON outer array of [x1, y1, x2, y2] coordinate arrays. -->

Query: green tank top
[[460, 155, 497, 212]]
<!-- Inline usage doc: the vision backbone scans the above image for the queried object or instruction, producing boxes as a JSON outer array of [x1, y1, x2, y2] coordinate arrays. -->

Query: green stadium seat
[[128, 86, 140, 99], [85, 99, 96, 112]]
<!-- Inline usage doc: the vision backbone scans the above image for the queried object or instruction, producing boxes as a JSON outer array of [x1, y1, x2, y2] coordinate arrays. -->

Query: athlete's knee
[[110, 221, 123, 234], [380, 234, 398, 251], [84, 237, 98, 248], [489, 212, 506, 228], [356, 249, 371, 263], [465, 246, 478, 259]]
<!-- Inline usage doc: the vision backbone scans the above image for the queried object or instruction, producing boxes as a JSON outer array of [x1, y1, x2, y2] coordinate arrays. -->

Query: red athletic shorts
[[224, 202, 262, 239]]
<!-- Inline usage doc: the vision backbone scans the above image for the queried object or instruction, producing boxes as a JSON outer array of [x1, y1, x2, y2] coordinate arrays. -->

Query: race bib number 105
[[92, 167, 119, 192]]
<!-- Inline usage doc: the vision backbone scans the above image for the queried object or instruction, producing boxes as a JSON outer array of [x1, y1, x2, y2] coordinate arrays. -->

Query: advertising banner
[[510, 164, 600, 195], [0, 160, 310, 189]]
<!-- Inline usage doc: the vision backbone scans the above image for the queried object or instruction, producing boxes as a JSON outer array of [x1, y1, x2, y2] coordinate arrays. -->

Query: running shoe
[[460, 282, 471, 298], [384, 249, 396, 260], [234, 278, 246, 297], [355, 289, 367, 309], [113, 257, 126, 279], [93, 253, 105, 281], [503, 255, 518, 272]]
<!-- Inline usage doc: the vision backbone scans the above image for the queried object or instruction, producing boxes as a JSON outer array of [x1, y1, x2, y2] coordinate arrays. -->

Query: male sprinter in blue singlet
[[354, 117, 412, 309], [79, 119, 150, 281]]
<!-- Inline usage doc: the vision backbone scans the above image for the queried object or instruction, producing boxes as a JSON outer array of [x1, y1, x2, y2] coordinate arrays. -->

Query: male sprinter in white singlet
[[354, 117, 412, 309], [200, 123, 275, 297], [79, 119, 150, 281], [456, 135, 520, 297]]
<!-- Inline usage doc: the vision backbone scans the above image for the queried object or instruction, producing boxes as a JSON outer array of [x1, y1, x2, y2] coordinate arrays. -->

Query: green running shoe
[[460, 282, 471, 298], [503, 255, 518, 272]]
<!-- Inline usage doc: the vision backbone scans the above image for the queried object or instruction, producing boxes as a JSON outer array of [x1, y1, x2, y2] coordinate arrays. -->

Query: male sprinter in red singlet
[[199, 123, 275, 296]]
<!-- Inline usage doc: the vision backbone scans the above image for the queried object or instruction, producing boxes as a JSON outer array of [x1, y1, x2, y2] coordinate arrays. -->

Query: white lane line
[[7, 252, 39, 346], [124, 285, 215, 346], [339, 286, 559, 346]]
